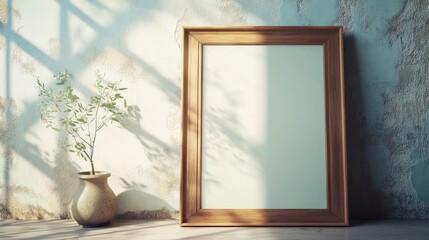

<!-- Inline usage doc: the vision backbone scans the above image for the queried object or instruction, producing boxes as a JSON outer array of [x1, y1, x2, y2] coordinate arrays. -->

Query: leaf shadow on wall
[[0, 0, 176, 219], [119, 105, 179, 211]]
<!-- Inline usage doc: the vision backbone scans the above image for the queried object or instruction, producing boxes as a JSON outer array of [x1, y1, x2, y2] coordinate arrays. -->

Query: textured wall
[[0, 0, 428, 219]]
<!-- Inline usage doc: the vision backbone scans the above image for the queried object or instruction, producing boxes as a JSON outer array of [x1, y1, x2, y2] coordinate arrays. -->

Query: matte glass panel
[[201, 45, 327, 209]]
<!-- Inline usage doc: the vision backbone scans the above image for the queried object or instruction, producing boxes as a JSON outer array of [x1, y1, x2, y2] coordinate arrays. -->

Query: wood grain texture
[[181, 35, 200, 222], [181, 26, 348, 226]]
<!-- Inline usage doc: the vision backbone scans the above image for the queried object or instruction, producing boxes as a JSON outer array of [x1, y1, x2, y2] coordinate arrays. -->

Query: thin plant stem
[[89, 104, 100, 175]]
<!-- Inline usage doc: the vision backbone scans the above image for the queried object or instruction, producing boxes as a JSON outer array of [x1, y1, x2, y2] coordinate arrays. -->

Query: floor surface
[[1, 219, 429, 239]]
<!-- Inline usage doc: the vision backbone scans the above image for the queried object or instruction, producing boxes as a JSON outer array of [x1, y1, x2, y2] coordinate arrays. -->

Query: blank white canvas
[[201, 45, 327, 209]]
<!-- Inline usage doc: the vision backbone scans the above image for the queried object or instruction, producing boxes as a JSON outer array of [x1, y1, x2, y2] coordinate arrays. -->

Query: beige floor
[[1, 219, 429, 239]]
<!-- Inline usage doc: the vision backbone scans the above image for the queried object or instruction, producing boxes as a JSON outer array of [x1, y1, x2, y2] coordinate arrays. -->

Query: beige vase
[[71, 171, 117, 227]]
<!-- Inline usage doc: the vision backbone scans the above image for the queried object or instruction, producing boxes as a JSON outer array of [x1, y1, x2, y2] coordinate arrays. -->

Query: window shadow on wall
[[1, 0, 181, 219]]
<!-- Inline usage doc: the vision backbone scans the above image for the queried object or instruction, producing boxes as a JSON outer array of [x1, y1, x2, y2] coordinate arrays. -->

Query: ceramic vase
[[71, 171, 116, 227]]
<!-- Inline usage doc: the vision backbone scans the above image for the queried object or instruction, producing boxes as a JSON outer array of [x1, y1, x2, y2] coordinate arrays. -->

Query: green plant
[[37, 70, 128, 175]]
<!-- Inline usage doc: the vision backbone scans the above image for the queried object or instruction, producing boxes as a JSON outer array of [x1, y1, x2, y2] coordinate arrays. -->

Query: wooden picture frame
[[181, 26, 348, 226]]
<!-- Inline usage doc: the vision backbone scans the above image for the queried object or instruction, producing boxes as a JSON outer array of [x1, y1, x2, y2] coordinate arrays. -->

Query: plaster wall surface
[[0, 0, 428, 219]]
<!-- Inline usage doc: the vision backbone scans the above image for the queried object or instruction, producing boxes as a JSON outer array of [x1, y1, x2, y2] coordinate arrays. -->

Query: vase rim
[[77, 171, 111, 179]]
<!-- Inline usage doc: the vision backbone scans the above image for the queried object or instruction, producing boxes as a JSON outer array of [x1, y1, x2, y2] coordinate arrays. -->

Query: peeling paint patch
[[0, 97, 16, 129], [0, 183, 73, 220], [0, 198, 56, 220], [52, 149, 79, 219], [268, 0, 283, 25], [0, 0, 5, 24], [48, 38, 60, 58], [9, 44, 36, 75], [145, 143, 180, 198], [116, 209, 178, 220], [167, 106, 180, 150], [0, 1, 34, 75], [60, 210, 72, 219], [336, 0, 358, 32], [174, 7, 189, 49], [0, 97, 16, 166], [220, 0, 247, 25], [296, 0, 307, 16], [0, 0, 21, 25], [82, 48, 139, 80], [0, 204, 11, 219], [0, 36, 4, 49]]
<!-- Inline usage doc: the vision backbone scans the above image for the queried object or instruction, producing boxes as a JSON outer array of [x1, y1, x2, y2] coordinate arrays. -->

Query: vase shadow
[[116, 190, 176, 219]]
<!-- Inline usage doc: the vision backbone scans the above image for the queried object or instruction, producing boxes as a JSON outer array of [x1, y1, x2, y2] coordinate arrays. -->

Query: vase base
[[81, 221, 111, 228]]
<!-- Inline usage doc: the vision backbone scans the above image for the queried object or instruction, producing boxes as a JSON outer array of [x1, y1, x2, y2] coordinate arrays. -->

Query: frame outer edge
[[180, 27, 192, 225], [338, 26, 349, 226], [181, 26, 349, 227], [180, 27, 186, 225]]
